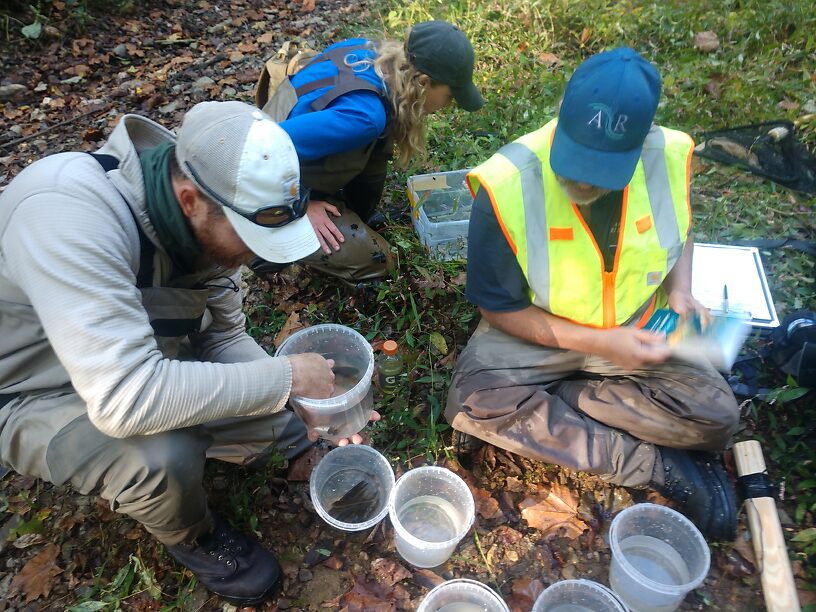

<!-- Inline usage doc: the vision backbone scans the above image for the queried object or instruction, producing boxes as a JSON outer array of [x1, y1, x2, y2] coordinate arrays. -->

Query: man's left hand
[[307, 410, 381, 446], [667, 290, 707, 317]]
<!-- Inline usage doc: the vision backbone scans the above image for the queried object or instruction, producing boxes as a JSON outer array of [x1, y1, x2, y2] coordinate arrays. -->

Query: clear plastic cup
[[608, 503, 711, 612], [532, 579, 626, 612], [275, 324, 374, 443], [418, 578, 510, 612], [388, 466, 475, 568], [309, 444, 394, 531]]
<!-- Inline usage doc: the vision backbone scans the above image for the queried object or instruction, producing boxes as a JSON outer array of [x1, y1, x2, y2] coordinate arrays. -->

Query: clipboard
[[691, 243, 780, 328]]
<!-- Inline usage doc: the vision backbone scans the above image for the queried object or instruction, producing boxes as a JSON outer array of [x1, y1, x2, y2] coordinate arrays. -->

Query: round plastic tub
[[388, 466, 475, 568], [608, 503, 711, 612], [309, 444, 394, 531], [275, 324, 373, 443]]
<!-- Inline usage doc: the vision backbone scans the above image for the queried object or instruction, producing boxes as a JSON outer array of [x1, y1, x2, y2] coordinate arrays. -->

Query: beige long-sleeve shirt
[[0, 113, 293, 438]]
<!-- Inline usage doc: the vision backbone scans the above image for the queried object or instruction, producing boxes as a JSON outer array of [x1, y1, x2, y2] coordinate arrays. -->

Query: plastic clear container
[[388, 466, 475, 568], [418, 578, 510, 612], [275, 324, 374, 443], [608, 503, 711, 612], [532, 579, 626, 612], [309, 444, 395, 531], [407, 169, 473, 261]]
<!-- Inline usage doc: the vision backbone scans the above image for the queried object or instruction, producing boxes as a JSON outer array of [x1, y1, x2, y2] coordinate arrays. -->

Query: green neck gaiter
[[139, 142, 202, 273]]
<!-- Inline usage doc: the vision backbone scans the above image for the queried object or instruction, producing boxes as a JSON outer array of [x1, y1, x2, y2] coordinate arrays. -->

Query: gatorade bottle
[[378, 340, 403, 394]]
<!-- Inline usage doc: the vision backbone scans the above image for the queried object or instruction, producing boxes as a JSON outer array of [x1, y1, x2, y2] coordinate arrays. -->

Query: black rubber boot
[[452, 429, 485, 455], [654, 447, 737, 541], [166, 514, 282, 605]]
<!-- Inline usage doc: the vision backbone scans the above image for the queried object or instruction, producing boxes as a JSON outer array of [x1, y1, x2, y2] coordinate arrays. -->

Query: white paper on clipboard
[[691, 243, 779, 328]]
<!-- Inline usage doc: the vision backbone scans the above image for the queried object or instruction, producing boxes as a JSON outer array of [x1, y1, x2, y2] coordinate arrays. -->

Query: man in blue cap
[[446, 48, 739, 540]]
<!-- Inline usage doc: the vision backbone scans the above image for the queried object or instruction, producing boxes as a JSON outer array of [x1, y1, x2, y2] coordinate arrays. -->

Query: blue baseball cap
[[550, 47, 661, 191]]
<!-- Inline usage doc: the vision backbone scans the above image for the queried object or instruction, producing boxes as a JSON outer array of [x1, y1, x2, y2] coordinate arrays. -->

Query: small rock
[[0, 84, 27, 101], [505, 550, 519, 562], [8, 125, 22, 137], [191, 76, 215, 94], [159, 100, 178, 115], [113, 44, 128, 57], [276, 597, 291, 609], [298, 569, 313, 582], [34, 82, 47, 92], [561, 564, 576, 580]]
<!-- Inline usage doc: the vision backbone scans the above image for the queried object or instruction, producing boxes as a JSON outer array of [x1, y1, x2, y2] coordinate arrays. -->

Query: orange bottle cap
[[382, 340, 398, 355]]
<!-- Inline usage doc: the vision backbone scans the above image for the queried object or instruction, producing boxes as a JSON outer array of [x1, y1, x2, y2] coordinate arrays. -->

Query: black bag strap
[[732, 238, 816, 257], [295, 44, 384, 112], [87, 153, 155, 288]]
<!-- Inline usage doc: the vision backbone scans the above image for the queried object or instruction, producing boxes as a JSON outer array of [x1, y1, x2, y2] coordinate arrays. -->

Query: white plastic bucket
[[275, 324, 374, 442]]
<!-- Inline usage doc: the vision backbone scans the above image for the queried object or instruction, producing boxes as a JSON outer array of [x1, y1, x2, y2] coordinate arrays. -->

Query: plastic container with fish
[[275, 324, 374, 443]]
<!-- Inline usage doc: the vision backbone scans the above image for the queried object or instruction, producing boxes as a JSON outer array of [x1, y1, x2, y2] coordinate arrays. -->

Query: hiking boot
[[452, 429, 485, 455], [249, 257, 291, 277], [166, 514, 282, 605], [653, 447, 737, 541]]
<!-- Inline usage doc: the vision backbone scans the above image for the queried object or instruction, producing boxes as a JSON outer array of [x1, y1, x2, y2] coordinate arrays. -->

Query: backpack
[[255, 40, 318, 122], [768, 310, 816, 387]]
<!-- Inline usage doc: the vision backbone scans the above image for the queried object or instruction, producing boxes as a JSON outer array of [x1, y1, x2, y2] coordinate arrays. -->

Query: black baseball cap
[[406, 20, 483, 112]]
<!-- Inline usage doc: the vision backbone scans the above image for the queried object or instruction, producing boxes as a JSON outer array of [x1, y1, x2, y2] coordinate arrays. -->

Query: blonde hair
[[346, 40, 429, 169]]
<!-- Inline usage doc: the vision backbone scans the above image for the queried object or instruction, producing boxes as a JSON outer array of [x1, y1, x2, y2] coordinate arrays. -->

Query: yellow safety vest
[[467, 119, 693, 328]]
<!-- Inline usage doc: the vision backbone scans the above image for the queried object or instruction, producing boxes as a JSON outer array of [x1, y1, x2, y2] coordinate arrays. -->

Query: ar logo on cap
[[587, 103, 627, 141]]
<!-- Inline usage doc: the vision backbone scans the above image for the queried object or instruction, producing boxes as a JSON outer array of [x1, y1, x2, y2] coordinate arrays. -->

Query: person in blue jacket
[[254, 20, 483, 281]]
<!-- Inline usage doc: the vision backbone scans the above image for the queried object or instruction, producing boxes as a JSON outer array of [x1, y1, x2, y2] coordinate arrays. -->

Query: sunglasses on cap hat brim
[[184, 162, 310, 228]]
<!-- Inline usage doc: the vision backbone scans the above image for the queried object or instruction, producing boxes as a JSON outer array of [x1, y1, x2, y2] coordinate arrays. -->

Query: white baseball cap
[[175, 101, 319, 263]]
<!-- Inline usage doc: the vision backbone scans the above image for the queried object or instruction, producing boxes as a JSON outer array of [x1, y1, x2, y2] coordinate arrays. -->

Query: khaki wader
[[445, 319, 740, 487]]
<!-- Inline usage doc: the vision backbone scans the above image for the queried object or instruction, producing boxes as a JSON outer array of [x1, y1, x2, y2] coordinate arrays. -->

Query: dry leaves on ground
[[9, 543, 63, 604], [694, 31, 720, 52], [274, 311, 306, 347], [519, 481, 587, 538]]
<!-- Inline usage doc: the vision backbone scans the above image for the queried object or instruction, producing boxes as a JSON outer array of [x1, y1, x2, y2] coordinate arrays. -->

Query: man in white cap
[[0, 101, 350, 604]]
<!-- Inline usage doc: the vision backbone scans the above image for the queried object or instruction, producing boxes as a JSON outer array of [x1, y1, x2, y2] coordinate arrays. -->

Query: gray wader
[[259, 45, 396, 282], [0, 154, 311, 545], [445, 319, 740, 487]]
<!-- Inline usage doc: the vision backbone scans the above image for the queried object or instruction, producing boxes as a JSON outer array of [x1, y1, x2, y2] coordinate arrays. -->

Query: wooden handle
[[733, 440, 801, 612]]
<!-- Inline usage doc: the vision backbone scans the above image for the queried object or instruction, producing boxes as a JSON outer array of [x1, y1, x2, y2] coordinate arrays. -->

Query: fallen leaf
[[274, 311, 305, 347], [286, 444, 328, 481], [371, 558, 411, 586], [258, 31, 275, 45], [472, 485, 502, 520], [694, 31, 720, 52], [10, 543, 63, 604], [428, 331, 448, 355], [704, 79, 722, 99], [12, 534, 46, 549], [301, 0, 316, 12], [580, 27, 591, 45], [520, 482, 587, 538], [506, 577, 545, 610], [493, 525, 523, 546], [94, 497, 117, 521], [449, 271, 467, 286], [411, 568, 444, 590], [778, 98, 800, 111], [714, 546, 755, 577], [339, 574, 396, 612], [538, 52, 563, 69], [322, 555, 344, 570]]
